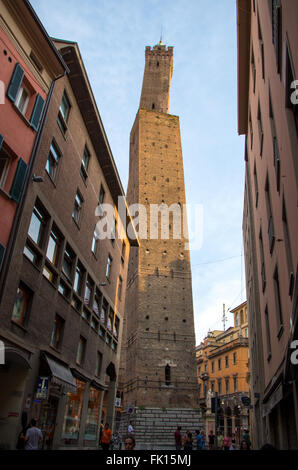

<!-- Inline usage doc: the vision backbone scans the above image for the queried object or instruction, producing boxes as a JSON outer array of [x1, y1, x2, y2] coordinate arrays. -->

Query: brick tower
[[119, 42, 201, 449]]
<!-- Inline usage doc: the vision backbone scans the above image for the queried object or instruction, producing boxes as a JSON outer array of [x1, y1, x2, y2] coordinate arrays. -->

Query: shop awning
[[45, 354, 76, 393]]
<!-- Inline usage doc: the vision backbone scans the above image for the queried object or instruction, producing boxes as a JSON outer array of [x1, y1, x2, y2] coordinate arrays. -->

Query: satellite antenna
[[222, 303, 227, 331]]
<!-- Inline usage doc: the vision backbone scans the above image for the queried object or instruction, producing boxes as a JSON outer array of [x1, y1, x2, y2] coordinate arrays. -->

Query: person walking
[[101, 423, 112, 450], [223, 435, 231, 451], [243, 429, 251, 449], [174, 426, 182, 450], [208, 430, 215, 450], [217, 431, 224, 450], [128, 420, 134, 434], [195, 430, 202, 450], [201, 430, 206, 450], [24, 419, 43, 450], [183, 431, 193, 450], [124, 435, 136, 450]]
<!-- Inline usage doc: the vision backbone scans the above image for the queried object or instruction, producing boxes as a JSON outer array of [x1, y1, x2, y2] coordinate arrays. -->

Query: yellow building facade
[[196, 301, 251, 446]]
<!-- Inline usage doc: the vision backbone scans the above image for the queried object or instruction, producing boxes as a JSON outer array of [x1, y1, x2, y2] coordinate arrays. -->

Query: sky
[[30, 0, 246, 344]]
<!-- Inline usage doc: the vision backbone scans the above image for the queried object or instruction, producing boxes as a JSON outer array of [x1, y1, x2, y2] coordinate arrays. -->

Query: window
[[58, 280, 70, 298], [211, 382, 215, 393], [265, 305, 272, 360], [121, 241, 126, 263], [225, 355, 229, 368], [282, 198, 294, 295], [99, 184, 105, 205], [101, 301, 108, 325], [272, 0, 282, 74], [273, 266, 283, 334], [62, 245, 75, 282], [253, 160, 259, 207], [76, 336, 86, 365], [28, 203, 47, 247], [218, 379, 222, 395], [11, 284, 31, 326], [91, 226, 99, 255], [80, 145, 90, 181], [218, 358, 221, 370], [46, 141, 61, 181], [233, 352, 237, 365], [211, 361, 214, 373], [249, 112, 253, 149], [57, 90, 70, 133], [43, 264, 56, 284], [233, 376, 238, 392], [258, 14, 265, 80], [265, 176, 275, 254], [96, 352, 102, 377], [113, 316, 119, 339], [46, 226, 61, 266], [50, 315, 64, 349], [106, 255, 112, 279], [0, 146, 12, 189], [15, 84, 30, 115], [257, 101, 264, 156], [235, 312, 239, 326], [240, 310, 244, 324], [225, 378, 230, 394], [6, 63, 44, 131], [165, 364, 171, 386], [118, 276, 123, 300], [72, 191, 83, 225], [107, 309, 114, 333], [93, 291, 101, 317], [251, 47, 256, 93], [74, 262, 84, 296], [84, 278, 93, 306]]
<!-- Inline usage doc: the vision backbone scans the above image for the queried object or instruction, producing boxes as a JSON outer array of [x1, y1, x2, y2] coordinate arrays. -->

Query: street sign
[[36, 376, 49, 400]]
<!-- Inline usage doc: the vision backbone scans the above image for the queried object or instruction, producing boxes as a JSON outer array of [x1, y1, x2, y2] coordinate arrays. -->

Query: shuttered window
[[7, 63, 24, 102], [30, 94, 45, 131], [10, 158, 28, 203]]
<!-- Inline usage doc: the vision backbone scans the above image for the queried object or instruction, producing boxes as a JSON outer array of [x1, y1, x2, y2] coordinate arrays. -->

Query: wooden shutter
[[10, 158, 28, 203], [0, 243, 5, 271], [0, 134, 3, 151], [30, 94, 45, 131], [7, 63, 24, 102]]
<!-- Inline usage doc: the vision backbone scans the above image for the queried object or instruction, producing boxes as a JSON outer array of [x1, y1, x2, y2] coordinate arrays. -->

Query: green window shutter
[[7, 63, 24, 102], [10, 158, 28, 203], [0, 243, 5, 271], [30, 94, 45, 131], [0, 134, 3, 151]]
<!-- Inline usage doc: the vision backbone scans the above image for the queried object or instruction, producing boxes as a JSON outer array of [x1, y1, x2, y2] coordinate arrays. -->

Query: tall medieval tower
[[119, 42, 201, 449]]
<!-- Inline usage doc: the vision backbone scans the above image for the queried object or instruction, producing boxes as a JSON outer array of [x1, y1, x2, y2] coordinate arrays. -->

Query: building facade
[[238, 0, 298, 449], [196, 301, 250, 446], [0, 29, 135, 449], [0, 0, 66, 278], [119, 42, 201, 449]]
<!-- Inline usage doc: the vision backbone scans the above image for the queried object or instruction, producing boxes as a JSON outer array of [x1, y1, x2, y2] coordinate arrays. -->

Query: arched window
[[165, 364, 171, 386], [240, 309, 244, 324], [235, 312, 239, 326]]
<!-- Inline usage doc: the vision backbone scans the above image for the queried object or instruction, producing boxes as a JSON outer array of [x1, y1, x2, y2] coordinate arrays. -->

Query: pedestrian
[[195, 430, 202, 450], [99, 419, 104, 446], [201, 430, 206, 450], [124, 434, 136, 450], [174, 426, 182, 450], [24, 419, 43, 450], [111, 430, 122, 450], [217, 431, 224, 450], [101, 422, 112, 450], [223, 435, 231, 451], [243, 429, 251, 449], [208, 430, 215, 450], [183, 431, 193, 450], [240, 439, 250, 450], [128, 420, 134, 434]]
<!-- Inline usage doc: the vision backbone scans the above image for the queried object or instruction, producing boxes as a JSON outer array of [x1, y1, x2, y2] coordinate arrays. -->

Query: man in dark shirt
[[208, 430, 215, 450], [174, 426, 182, 450]]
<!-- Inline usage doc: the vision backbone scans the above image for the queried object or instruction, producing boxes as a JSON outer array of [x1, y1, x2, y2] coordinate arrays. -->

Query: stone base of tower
[[119, 407, 203, 450]]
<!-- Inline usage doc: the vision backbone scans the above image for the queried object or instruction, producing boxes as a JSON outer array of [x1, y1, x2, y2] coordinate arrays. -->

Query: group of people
[[99, 420, 135, 450], [175, 426, 252, 451], [16, 418, 44, 450]]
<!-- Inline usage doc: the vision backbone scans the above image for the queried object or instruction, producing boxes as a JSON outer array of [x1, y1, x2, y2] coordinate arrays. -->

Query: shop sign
[[115, 397, 121, 407], [36, 376, 49, 400]]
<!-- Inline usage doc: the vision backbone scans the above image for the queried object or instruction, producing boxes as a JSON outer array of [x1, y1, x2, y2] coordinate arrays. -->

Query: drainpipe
[[0, 71, 66, 303]]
